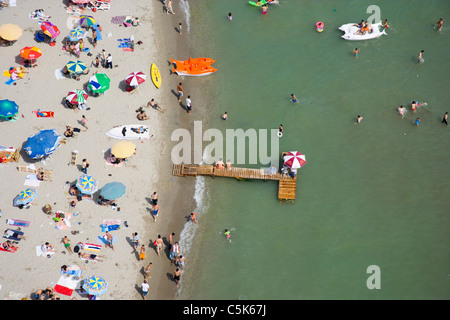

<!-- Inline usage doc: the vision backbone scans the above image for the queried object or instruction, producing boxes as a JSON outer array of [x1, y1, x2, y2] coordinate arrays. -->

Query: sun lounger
[[17, 165, 37, 173], [3, 229, 23, 241], [6, 219, 30, 227], [70, 150, 78, 166], [94, 0, 110, 11]]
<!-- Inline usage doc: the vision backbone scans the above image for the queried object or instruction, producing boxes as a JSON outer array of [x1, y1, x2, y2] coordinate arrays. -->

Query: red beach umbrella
[[66, 90, 88, 105], [125, 72, 146, 86], [20, 46, 42, 59], [283, 151, 306, 169]]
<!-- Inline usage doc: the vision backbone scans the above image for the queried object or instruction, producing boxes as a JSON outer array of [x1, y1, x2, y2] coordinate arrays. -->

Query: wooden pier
[[172, 164, 297, 201]]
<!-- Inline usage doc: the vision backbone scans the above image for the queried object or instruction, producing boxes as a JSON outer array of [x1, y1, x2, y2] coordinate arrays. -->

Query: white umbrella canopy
[[283, 151, 306, 169]]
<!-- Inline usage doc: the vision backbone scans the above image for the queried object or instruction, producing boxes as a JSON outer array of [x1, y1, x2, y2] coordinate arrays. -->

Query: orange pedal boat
[[170, 57, 217, 76]]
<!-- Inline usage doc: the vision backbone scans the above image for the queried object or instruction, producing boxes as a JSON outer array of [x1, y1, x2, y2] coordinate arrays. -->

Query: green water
[[177, 0, 450, 300]]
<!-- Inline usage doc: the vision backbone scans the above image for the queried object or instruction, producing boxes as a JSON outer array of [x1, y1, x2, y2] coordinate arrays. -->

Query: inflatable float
[[316, 21, 324, 32], [338, 22, 386, 40], [249, 0, 267, 6], [151, 63, 161, 88], [170, 57, 217, 76]]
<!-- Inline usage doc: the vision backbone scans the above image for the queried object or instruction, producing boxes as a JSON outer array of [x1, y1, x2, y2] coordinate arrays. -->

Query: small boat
[[170, 57, 217, 76], [338, 22, 386, 40], [151, 63, 161, 88], [106, 125, 150, 140]]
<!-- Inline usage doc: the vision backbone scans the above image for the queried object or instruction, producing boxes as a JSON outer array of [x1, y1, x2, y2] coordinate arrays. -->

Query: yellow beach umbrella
[[111, 141, 136, 159], [0, 24, 23, 41]]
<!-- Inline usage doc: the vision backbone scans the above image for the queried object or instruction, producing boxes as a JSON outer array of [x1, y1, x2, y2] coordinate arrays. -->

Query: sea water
[[177, 0, 450, 299]]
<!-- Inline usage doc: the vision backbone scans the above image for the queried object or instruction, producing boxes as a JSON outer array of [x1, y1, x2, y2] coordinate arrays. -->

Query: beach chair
[[95, 0, 110, 11], [70, 150, 78, 166], [37, 168, 53, 179], [17, 165, 37, 174]]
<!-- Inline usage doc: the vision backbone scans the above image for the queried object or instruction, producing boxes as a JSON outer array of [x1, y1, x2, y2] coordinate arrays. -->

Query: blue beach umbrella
[[68, 27, 85, 41], [100, 182, 126, 200], [0, 99, 19, 120], [82, 276, 108, 296], [13, 188, 37, 206], [76, 174, 99, 195], [24, 129, 62, 159], [65, 60, 88, 74]]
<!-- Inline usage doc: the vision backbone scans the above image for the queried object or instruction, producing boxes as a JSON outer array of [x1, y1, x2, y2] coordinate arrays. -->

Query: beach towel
[[54, 68, 66, 80], [24, 174, 41, 187], [97, 235, 118, 245], [106, 156, 123, 167], [6, 219, 30, 227], [56, 219, 71, 230], [117, 38, 131, 48], [3, 229, 23, 241], [5, 79, 16, 85], [111, 16, 127, 24], [102, 219, 121, 230], [33, 109, 54, 117], [9, 0, 17, 7], [54, 275, 79, 296], [84, 243, 102, 252], [0, 245, 18, 253], [36, 245, 56, 257]]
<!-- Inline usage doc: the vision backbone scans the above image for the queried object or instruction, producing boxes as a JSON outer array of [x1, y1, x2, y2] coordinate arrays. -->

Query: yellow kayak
[[151, 63, 161, 88]]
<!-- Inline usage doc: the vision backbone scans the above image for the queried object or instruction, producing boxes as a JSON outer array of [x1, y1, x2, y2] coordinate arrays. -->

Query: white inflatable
[[338, 22, 387, 40]]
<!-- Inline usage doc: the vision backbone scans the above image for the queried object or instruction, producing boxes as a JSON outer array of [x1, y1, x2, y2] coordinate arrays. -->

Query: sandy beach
[[0, 0, 196, 300]]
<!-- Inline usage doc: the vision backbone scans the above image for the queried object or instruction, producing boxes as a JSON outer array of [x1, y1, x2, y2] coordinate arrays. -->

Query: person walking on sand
[[186, 95, 192, 114], [166, 0, 175, 15], [139, 244, 146, 261], [144, 262, 152, 280], [141, 279, 149, 300], [150, 191, 158, 206], [178, 22, 182, 35], [132, 232, 140, 252], [170, 241, 180, 265], [81, 115, 88, 129], [81, 159, 89, 174], [177, 82, 184, 102], [106, 54, 113, 69], [177, 255, 186, 270], [436, 18, 443, 31], [61, 236, 73, 254], [417, 50, 424, 63], [154, 234, 164, 256], [152, 203, 159, 222], [442, 112, 448, 125], [173, 268, 181, 288]]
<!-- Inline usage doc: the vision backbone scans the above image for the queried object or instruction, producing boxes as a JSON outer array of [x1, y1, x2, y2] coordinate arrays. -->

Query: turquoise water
[[177, 0, 450, 299]]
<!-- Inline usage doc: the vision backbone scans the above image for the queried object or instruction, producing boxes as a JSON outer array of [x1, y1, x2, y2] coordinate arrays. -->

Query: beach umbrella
[[66, 90, 88, 104], [82, 276, 108, 296], [0, 99, 19, 120], [125, 72, 146, 87], [20, 46, 42, 60], [68, 27, 86, 41], [0, 24, 23, 41], [88, 73, 110, 94], [13, 189, 37, 206], [100, 182, 126, 200], [24, 129, 62, 159], [40, 21, 60, 39], [76, 174, 99, 195], [111, 141, 136, 159], [66, 60, 88, 74], [71, 0, 91, 4], [283, 151, 306, 169], [79, 16, 96, 28]]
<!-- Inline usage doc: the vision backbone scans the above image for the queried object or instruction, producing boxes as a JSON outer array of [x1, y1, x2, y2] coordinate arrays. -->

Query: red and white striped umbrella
[[125, 72, 146, 86], [283, 151, 306, 169], [66, 90, 88, 105]]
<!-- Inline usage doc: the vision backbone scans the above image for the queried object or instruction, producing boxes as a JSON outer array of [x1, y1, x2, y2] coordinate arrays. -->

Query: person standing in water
[[291, 94, 298, 103], [417, 50, 424, 63], [415, 117, 420, 126], [356, 115, 363, 124], [398, 105, 406, 118], [442, 112, 448, 125], [224, 229, 231, 242], [353, 48, 360, 57], [436, 18, 443, 31], [228, 12, 232, 21]]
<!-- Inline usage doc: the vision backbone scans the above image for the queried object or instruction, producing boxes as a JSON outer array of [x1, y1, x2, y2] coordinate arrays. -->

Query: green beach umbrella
[[66, 60, 88, 74], [0, 99, 19, 120], [88, 73, 110, 94]]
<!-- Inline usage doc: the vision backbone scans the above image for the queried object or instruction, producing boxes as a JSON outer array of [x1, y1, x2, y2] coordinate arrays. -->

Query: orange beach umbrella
[[20, 46, 42, 60]]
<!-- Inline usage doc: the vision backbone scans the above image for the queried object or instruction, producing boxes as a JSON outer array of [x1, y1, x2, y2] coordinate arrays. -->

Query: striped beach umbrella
[[0, 24, 23, 41], [88, 73, 110, 94], [66, 60, 88, 74], [13, 189, 37, 206], [66, 90, 88, 104], [82, 276, 108, 296], [68, 28, 86, 41], [24, 129, 62, 159], [76, 174, 99, 195], [283, 151, 306, 169], [20, 46, 42, 60], [40, 21, 60, 39], [125, 72, 146, 86], [0, 99, 19, 120], [79, 16, 96, 28]]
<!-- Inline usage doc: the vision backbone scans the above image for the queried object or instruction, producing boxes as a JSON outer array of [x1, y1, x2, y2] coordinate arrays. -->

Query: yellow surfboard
[[151, 63, 161, 88]]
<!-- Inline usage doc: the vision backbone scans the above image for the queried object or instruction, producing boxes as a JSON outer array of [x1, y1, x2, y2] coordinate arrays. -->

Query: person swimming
[[224, 229, 231, 242], [291, 94, 298, 103]]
